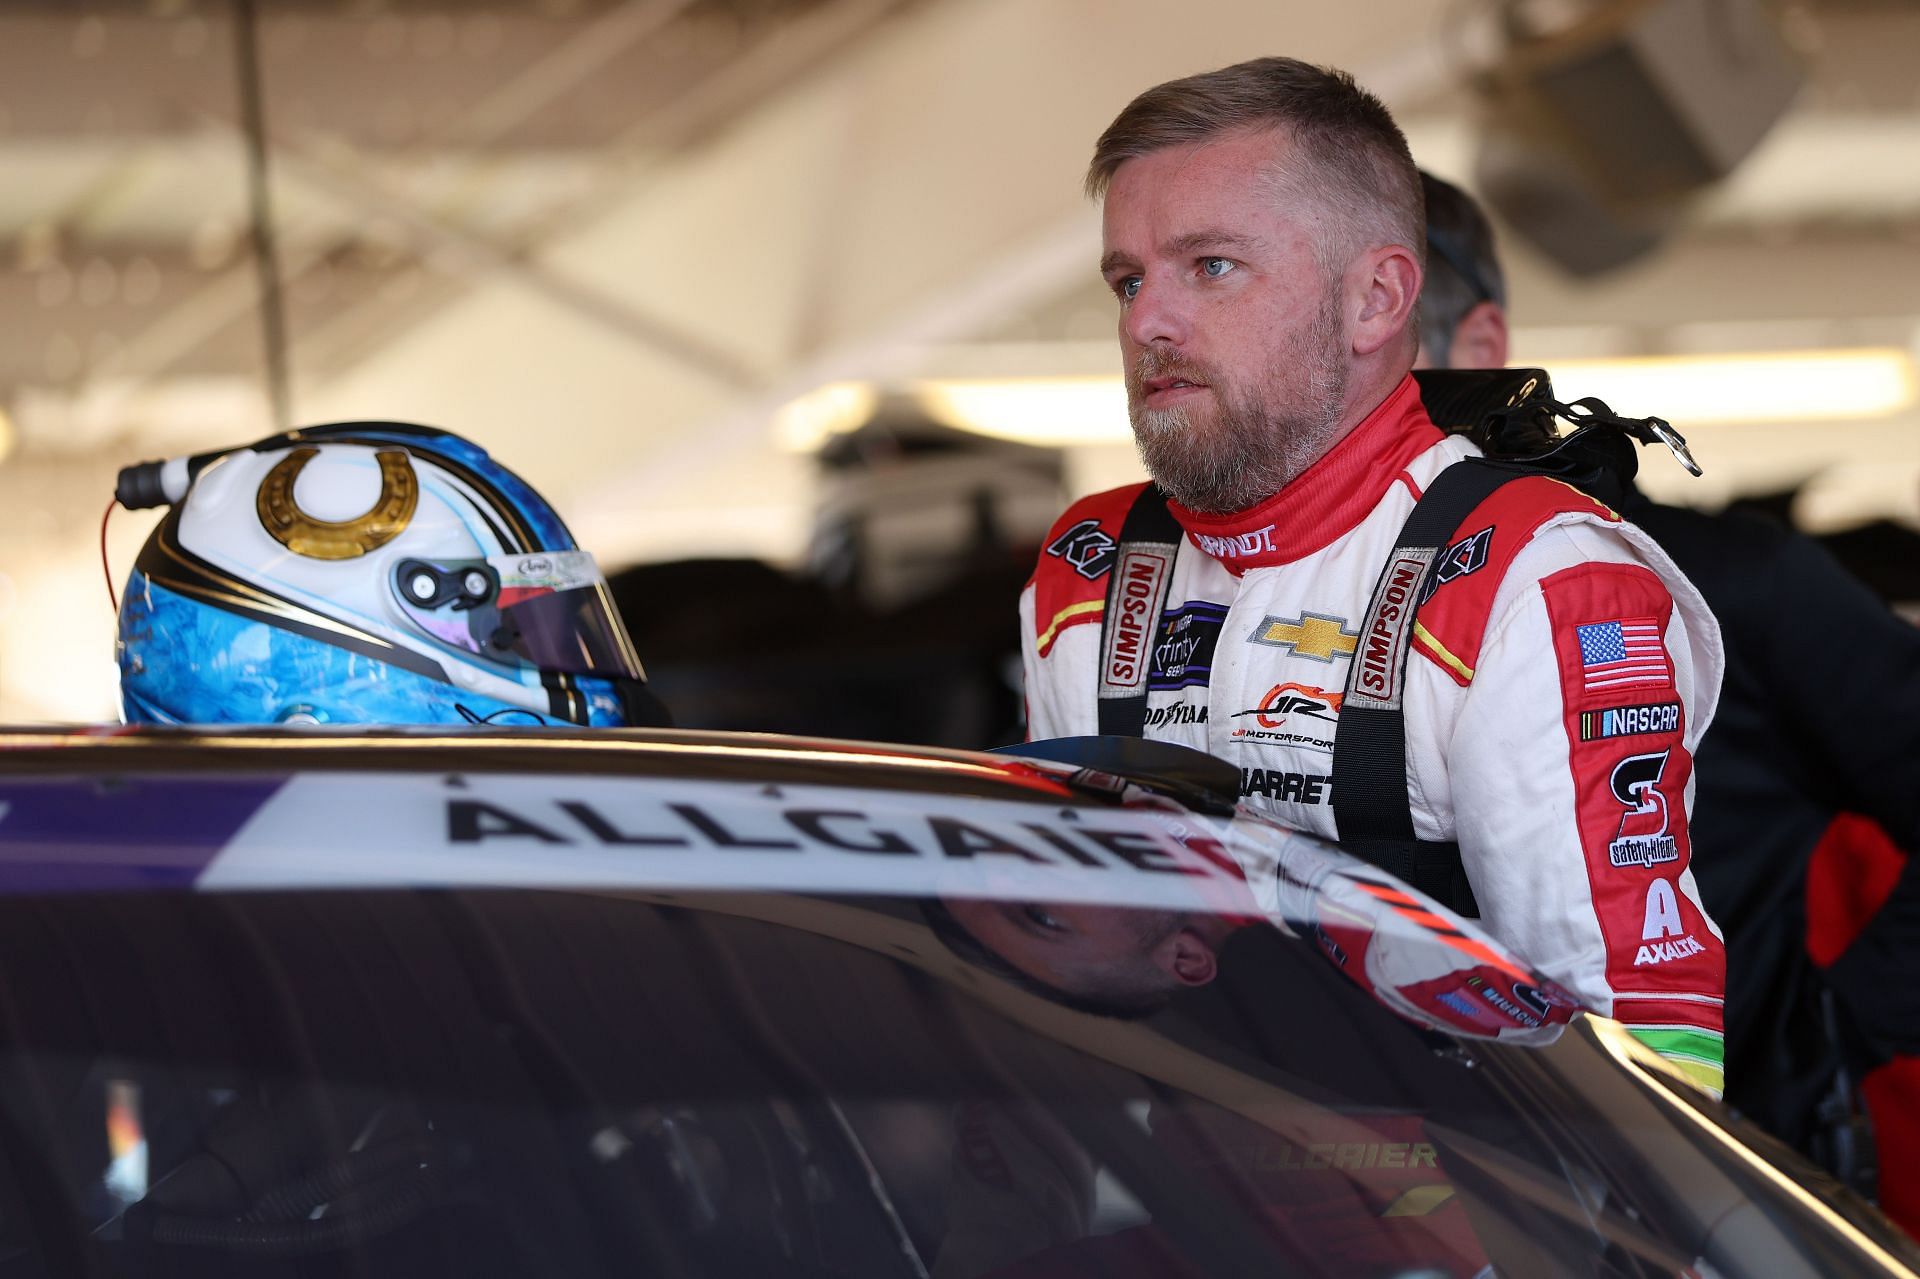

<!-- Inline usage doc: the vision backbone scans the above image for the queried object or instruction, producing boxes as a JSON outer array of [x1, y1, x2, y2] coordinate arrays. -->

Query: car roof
[[0, 726, 1230, 906]]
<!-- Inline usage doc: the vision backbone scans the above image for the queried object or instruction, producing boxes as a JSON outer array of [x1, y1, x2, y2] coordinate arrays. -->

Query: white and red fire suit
[[1020, 374, 1729, 1092]]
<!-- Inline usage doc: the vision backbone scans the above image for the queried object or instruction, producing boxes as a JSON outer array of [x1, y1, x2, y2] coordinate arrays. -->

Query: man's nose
[[1122, 277, 1191, 349]]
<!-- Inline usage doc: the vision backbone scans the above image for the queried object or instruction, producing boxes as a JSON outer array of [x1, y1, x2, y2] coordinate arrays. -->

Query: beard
[[1126, 288, 1350, 514]]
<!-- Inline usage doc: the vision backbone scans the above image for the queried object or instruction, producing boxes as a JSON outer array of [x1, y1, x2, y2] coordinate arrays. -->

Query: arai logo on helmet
[[518, 555, 555, 578]]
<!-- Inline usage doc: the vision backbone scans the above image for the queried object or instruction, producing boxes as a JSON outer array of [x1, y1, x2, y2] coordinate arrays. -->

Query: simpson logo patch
[[1098, 548, 1171, 694], [1045, 518, 1118, 581], [1349, 551, 1434, 711], [1579, 701, 1681, 741]]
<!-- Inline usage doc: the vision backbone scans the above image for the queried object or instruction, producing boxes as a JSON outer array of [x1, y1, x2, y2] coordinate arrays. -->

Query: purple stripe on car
[[0, 776, 288, 893]]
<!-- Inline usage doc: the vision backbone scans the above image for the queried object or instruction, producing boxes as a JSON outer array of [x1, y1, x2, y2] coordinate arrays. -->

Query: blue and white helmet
[[116, 422, 669, 728]]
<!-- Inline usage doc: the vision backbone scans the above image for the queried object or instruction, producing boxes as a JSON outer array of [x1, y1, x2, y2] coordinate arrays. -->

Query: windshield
[[0, 886, 1909, 1279]]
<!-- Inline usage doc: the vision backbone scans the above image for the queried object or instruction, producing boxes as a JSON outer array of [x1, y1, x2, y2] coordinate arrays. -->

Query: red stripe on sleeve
[[1541, 564, 1724, 1027]]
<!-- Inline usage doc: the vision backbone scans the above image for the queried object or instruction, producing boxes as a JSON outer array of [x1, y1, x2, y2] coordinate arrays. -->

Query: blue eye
[[1119, 277, 1141, 300], [1201, 257, 1235, 278]]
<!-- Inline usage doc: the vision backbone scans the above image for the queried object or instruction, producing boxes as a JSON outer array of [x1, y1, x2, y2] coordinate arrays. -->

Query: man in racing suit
[[1019, 57, 1727, 1092]]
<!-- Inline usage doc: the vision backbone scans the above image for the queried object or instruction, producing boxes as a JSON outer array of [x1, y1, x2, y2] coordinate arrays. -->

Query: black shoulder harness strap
[[1095, 461, 1526, 918], [1328, 458, 1526, 918], [1095, 484, 1182, 738]]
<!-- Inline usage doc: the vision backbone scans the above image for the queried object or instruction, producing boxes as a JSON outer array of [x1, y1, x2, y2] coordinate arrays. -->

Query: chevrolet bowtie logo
[[1250, 612, 1359, 662]]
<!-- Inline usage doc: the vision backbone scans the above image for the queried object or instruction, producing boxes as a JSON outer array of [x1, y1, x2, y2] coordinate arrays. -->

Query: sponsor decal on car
[[1044, 518, 1117, 581], [1607, 751, 1679, 868], [1149, 602, 1227, 691], [190, 773, 1283, 915], [1246, 611, 1359, 663], [1579, 700, 1681, 741], [1230, 684, 1341, 754], [1249, 1141, 1439, 1172]]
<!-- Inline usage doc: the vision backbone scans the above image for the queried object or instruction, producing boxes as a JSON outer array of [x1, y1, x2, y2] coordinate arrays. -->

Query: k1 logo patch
[[1045, 518, 1118, 581], [1419, 526, 1493, 603]]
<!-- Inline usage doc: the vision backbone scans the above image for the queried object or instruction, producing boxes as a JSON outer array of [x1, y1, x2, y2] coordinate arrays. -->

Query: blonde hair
[[1088, 57, 1424, 271]]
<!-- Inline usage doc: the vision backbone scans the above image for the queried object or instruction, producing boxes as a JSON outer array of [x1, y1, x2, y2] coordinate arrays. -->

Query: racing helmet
[[115, 422, 670, 728]]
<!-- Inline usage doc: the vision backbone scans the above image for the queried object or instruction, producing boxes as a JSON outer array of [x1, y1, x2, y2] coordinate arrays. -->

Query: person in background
[[1417, 169, 1920, 1224], [1018, 57, 1727, 1093]]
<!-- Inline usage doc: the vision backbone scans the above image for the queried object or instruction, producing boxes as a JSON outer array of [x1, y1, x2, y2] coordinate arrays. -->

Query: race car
[[0, 724, 1909, 1278]]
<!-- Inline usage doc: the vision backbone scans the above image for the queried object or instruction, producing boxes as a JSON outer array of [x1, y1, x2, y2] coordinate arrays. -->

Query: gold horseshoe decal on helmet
[[257, 447, 419, 560]]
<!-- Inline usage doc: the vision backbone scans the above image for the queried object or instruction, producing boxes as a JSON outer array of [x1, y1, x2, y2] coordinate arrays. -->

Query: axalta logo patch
[[1579, 701, 1681, 741], [1229, 684, 1341, 754], [1634, 877, 1702, 965], [1350, 552, 1433, 710], [1607, 751, 1679, 868], [1635, 936, 1706, 966], [1193, 524, 1277, 559], [1045, 518, 1117, 581]]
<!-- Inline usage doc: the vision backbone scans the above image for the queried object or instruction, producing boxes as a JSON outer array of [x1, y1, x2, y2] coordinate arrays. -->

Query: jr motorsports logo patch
[[1229, 683, 1341, 754]]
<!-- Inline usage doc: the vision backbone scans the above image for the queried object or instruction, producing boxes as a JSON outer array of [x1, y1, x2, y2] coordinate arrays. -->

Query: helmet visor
[[392, 550, 645, 681]]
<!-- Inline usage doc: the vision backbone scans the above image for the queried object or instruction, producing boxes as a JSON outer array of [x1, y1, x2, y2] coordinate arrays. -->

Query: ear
[[1350, 244, 1422, 358], [1151, 927, 1219, 988], [1448, 300, 1510, 369]]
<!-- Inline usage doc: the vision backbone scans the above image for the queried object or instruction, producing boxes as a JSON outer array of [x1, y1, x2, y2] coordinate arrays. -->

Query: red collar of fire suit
[[1165, 374, 1443, 573]]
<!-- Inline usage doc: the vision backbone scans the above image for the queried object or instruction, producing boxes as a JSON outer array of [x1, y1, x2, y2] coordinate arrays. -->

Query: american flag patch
[[1576, 618, 1671, 692]]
